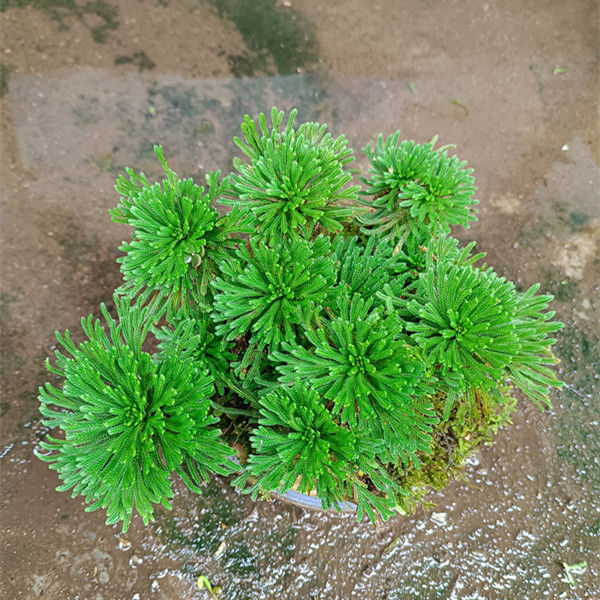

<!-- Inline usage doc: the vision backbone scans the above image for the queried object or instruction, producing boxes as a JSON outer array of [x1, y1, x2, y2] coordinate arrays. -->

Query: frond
[[112, 146, 249, 319], [212, 236, 336, 357], [223, 107, 359, 242], [274, 294, 437, 462], [37, 294, 238, 532], [359, 133, 477, 241]]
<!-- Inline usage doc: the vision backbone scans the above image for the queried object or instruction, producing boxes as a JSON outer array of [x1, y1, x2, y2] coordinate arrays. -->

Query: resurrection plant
[[37, 108, 563, 531]]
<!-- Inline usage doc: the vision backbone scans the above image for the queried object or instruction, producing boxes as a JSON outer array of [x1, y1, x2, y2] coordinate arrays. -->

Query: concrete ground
[[1, 1, 599, 598]]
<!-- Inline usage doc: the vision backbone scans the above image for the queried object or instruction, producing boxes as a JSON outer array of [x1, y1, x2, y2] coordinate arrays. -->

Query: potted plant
[[36, 108, 563, 532]]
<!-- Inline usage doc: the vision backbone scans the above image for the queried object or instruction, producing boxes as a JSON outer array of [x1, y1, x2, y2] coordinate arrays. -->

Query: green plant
[[37, 109, 563, 531], [359, 133, 477, 242], [37, 294, 238, 531]]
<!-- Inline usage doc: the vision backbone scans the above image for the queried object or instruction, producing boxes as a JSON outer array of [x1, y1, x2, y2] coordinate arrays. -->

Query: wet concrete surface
[[0, 1, 599, 598]]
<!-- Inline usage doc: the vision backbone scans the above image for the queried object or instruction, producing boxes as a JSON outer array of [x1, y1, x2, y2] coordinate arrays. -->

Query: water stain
[[0, 62, 7, 97]]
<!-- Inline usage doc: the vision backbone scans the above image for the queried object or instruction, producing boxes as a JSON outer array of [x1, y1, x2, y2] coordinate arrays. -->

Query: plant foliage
[[37, 107, 563, 530], [111, 146, 248, 317], [359, 133, 477, 242], [223, 107, 359, 242], [212, 235, 336, 359], [274, 294, 436, 463], [37, 295, 237, 531]]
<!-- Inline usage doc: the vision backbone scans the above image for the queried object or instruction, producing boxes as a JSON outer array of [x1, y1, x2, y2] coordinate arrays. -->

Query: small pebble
[[431, 512, 448, 527], [118, 538, 132, 551], [129, 555, 143, 568]]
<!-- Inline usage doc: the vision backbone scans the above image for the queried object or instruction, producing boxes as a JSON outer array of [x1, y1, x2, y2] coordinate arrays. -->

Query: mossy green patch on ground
[[0, 0, 119, 43], [114, 51, 156, 72], [569, 212, 590, 232], [588, 517, 600, 535], [223, 542, 257, 576], [555, 328, 600, 488], [0, 63, 8, 98], [206, 0, 319, 75]]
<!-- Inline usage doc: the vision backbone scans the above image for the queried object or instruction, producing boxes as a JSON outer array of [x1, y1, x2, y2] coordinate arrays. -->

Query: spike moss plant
[[37, 108, 563, 531]]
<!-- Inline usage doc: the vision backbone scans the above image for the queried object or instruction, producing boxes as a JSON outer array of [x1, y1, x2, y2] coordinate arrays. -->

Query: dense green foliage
[[359, 133, 477, 242], [111, 146, 250, 317], [224, 107, 359, 242], [37, 108, 563, 530], [37, 295, 237, 531]]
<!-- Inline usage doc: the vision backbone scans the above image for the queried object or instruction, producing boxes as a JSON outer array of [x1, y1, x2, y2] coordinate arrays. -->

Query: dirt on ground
[[1, 1, 599, 599]]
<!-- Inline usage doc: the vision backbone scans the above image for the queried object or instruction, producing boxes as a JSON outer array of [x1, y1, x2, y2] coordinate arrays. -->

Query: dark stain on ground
[[0, 293, 26, 379], [542, 270, 579, 302], [71, 94, 101, 127], [154, 481, 244, 556], [208, 0, 319, 76], [555, 328, 600, 487], [570, 211, 590, 232], [114, 50, 156, 72]]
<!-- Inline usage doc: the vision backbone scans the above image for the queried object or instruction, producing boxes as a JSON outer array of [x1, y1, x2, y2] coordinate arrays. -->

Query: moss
[[0, 62, 8, 98], [114, 51, 156, 72], [207, 0, 319, 75], [570, 211, 590, 231], [391, 387, 518, 514], [223, 542, 258, 576], [0, 0, 119, 44]]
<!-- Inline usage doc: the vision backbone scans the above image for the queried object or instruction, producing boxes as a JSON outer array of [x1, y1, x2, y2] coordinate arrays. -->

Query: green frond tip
[[224, 107, 360, 242], [111, 147, 250, 319], [36, 294, 238, 532], [359, 133, 478, 241]]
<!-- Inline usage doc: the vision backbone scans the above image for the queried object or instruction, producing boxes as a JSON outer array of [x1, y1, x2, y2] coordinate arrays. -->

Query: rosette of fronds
[[506, 284, 564, 406], [36, 295, 238, 532], [111, 146, 249, 318], [274, 295, 436, 462], [333, 235, 410, 301], [212, 235, 336, 377], [404, 257, 563, 410], [239, 383, 355, 503], [359, 133, 477, 241], [236, 382, 403, 522], [223, 108, 359, 242], [154, 309, 236, 395], [405, 260, 520, 391]]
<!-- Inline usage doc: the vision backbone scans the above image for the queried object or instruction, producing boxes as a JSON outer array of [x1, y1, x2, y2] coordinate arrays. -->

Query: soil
[[1, 1, 599, 598]]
